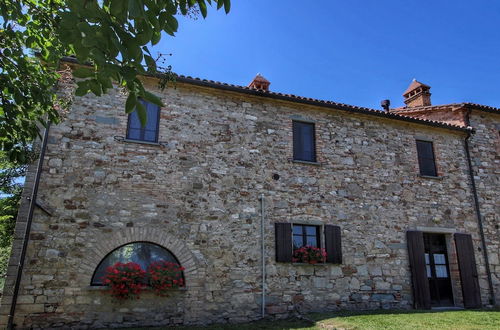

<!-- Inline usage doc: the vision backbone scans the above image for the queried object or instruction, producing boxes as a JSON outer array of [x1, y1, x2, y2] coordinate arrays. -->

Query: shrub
[[148, 261, 185, 296], [103, 262, 147, 300], [292, 246, 327, 264]]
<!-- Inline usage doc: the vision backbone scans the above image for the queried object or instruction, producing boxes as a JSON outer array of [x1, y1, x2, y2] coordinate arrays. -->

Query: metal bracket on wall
[[35, 199, 55, 216]]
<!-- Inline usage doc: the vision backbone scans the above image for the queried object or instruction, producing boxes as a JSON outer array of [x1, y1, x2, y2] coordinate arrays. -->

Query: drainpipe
[[464, 131, 496, 306], [259, 194, 266, 318], [7, 124, 51, 330]]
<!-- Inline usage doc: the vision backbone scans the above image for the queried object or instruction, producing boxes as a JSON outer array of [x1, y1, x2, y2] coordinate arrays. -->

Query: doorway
[[423, 233, 454, 307]]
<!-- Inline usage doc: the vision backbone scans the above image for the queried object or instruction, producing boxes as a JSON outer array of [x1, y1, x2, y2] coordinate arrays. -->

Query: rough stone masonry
[[0, 69, 498, 329]]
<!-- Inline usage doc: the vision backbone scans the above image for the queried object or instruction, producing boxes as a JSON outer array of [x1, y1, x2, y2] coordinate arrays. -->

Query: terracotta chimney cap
[[403, 79, 431, 96], [403, 79, 432, 107], [248, 73, 271, 91]]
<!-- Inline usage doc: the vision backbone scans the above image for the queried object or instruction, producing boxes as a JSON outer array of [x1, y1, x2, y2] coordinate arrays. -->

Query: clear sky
[[152, 1, 500, 110]]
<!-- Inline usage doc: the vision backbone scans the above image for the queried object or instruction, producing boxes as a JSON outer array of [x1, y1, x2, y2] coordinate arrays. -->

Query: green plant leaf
[[128, 0, 145, 18], [75, 81, 91, 96], [142, 90, 163, 107], [197, 0, 207, 18], [136, 101, 147, 127], [72, 67, 95, 78], [151, 31, 161, 45], [89, 79, 102, 96], [223, 0, 230, 13], [125, 93, 137, 113], [144, 55, 157, 72]]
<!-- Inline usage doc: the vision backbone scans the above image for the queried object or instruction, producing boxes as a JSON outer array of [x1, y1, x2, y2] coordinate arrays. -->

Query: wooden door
[[423, 233, 454, 307]]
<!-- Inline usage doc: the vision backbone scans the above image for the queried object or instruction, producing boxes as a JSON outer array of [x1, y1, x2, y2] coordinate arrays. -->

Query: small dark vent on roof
[[381, 99, 390, 111]]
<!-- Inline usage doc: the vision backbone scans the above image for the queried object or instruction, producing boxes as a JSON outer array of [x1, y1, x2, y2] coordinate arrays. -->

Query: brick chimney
[[248, 74, 270, 91], [403, 79, 431, 107]]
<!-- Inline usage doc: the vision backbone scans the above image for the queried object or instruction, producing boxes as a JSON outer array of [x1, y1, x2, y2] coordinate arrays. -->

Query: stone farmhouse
[[1, 58, 499, 328]]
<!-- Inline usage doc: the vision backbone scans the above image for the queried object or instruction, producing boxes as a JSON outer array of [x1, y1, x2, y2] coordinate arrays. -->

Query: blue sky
[[152, 1, 500, 110]]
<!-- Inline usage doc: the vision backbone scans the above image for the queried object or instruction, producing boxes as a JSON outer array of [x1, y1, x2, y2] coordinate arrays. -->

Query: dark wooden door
[[454, 233, 481, 308], [423, 233, 454, 307]]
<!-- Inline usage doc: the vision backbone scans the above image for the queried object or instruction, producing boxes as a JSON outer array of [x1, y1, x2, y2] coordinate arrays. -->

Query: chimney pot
[[403, 80, 431, 107], [248, 73, 270, 91]]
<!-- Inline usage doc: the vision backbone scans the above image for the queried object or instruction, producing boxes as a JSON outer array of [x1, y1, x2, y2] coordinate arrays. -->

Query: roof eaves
[[175, 75, 469, 133], [59, 57, 471, 133]]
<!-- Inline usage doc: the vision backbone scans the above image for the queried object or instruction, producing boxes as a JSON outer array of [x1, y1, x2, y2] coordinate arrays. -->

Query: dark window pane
[[127, 128, 142, 140], [126, 99, 160, 142], [434, 254, 446, 265], [416, 140, 437, 176], [92, 242, 178, 285], [306, 236, 318, 247], [293, 225, 303, 235], [293, 121, 316, 162], [305, 226, 317, 235], [435, 265, 448, 278], [293, 236, 303, 249]]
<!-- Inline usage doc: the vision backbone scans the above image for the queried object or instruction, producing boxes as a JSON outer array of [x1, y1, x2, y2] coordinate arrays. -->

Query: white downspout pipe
[[259, 194, 266, 318]]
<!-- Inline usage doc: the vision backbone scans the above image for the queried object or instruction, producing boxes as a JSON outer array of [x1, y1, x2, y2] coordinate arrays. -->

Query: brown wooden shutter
[[275, 223, 292, 262], [407, 231, 431, 309], [454, 233, 481, 308], [325, 225, 342, 264]]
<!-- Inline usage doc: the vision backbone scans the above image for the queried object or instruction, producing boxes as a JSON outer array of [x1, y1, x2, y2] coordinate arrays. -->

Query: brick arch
[[78, 227, 205, 288]]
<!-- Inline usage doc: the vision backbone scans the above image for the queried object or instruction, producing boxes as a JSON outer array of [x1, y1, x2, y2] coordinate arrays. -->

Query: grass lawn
[[123, 309, 500, 330]]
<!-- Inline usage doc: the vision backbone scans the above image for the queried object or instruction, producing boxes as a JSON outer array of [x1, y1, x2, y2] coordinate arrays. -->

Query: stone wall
[[0, 77, 492, 328], [468, 110, 500, 304]]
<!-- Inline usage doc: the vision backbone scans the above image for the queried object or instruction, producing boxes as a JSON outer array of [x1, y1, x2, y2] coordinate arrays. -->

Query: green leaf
[[125, 93, 137, 113], [136, 101, 147, 127], [75, 81, 91, 96], [166, 15, 178, 32], [142, 91, 163, 107], [72, 67, 95, 79], [223, 0, 230, 13], [217, 0, 223, 9], [197, 0, 207, 18], [89, 79, 102, 96], [151, 31, 161, 45], [110, 0, 125, 17], [144, 55, 157, 72], [128, 0, 145, 18]]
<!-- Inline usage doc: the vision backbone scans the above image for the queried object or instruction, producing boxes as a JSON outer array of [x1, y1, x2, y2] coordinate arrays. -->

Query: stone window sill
[[114, 136, 166, 147], [123, 138, 162, 146], [291, 159, 322, 166], [84, 285, 187, 292], [292, 262, 330, 266], [418, 174, 444, 180]]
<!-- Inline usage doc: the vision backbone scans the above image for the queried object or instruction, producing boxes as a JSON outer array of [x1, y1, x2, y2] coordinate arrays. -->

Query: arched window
[[91, 242, 181, 285]]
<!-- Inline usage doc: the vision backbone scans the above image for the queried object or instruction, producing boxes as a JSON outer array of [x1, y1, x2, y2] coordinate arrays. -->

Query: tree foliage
[[0, 0, 230, 162], [0, 149, 33, 283]]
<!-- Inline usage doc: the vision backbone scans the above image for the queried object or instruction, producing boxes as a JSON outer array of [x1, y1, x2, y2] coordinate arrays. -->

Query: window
[[91, 242, 180, 285], [293, 121, 316, 162], [293, 224, 320, 249], [126, 99, 160, 143], [275, 223, 342, 264], [416, 140, 437, 177]]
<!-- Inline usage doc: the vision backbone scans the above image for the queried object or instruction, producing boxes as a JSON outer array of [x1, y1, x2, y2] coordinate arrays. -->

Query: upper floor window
[[416, 140, 437, 177], [293, 121, 316, 162], [126, 99, 160, 143]]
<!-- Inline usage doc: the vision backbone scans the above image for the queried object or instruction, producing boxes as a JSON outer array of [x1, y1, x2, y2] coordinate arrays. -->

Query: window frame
[[292, 224, 321, 249], [292, 120, 317, 163], [90, 241, 182, 286], [126, 99, 161, 143], [416, 139, 438, 177]]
